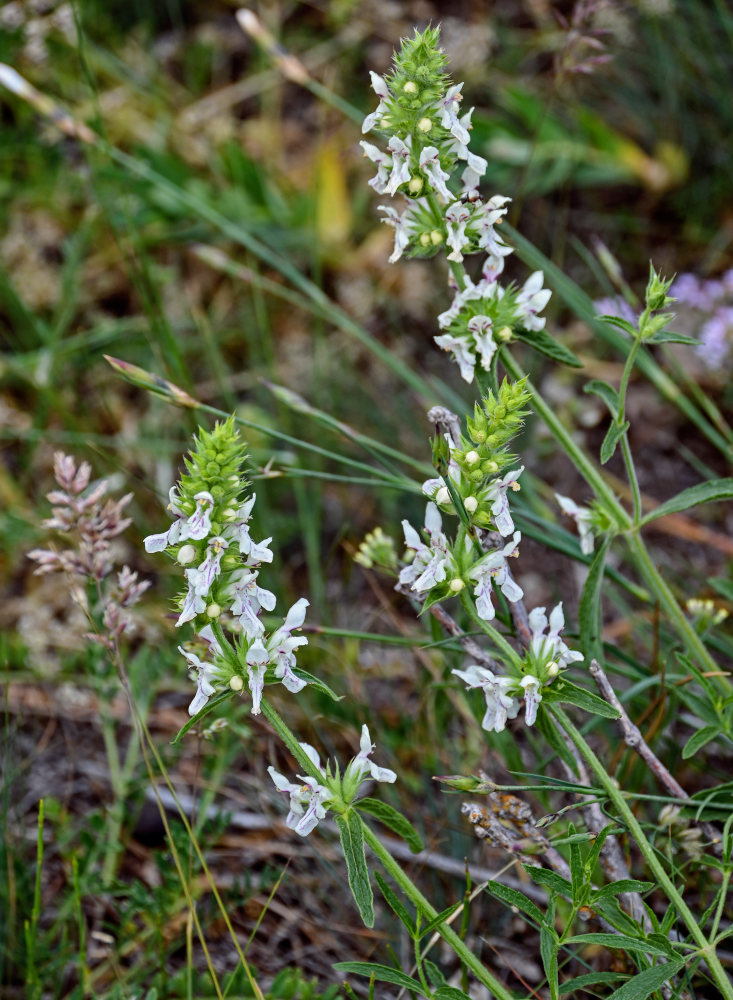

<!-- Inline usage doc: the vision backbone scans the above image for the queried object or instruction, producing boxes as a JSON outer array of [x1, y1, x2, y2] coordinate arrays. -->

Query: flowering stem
[[550, 705, 733, 1000], [616, 329, 644, 523], [360, 822, 517, 1000], [261, 698, 326, 779]]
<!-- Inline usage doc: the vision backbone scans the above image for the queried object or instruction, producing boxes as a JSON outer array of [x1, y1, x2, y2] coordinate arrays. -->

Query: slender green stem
[[500, 350, 630, 527], [551, 705, 733, 1000], [361, 823, 517, 1000], [616, 331, 644, 523], [619, 435, 642, 525]]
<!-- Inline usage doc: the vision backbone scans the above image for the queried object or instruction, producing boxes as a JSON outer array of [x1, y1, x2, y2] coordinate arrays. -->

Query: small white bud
[[230, 675, 244, 692], [417, 117, 432, 132], [228, 474, 240, 483], [408, 176, 423, 194], [436, 486, 451, 506], [498, 326, 513, 342], [177, 544, 196, 565], [222, 507, 238, 520], [206, 603, 221, 618], [419, 232, 431, 246], [465, 450, 480, 465], [464, 496, 478, 513], [402, 80, 418, 94], [547, 662, 560, 678], [430, 230, 443, 245], [449, 578, 465, 593], [486, 460, 499, 473]]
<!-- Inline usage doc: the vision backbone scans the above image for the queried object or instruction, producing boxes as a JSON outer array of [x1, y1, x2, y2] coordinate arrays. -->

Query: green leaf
[[645, 329, 700, 345], [585, 824, 615, 875], [597, 314, 637, 336], [292, 669, 342, 702], [333, 962, 426, 995], [568, 823, 584, 899], [640, 478, 733, 524], [484, 881, 545, 926], [584, 379, 620, 417], [424, 960, 446, 988], [336, 812, 374, 928], [600, 420, 629, 464], [545, 679, 620, 720], [540, 924, 559, 1000], [592, 880, 654, 901], [526, 867, 572, 896], [356, 798, 424, 853], [434, 988, 472, 1000], [170, 689, 234, 744], [514, 327, 583, 368], [578, 539, 610, 664], [708, 576, 733, 602], [564, 933, 672, 956], [605, 959, 685, 1000], [682, 724, 721, 759], [559, 971, 627, 995], [373, 872, 415, 935], [420, 901, 463, 938]]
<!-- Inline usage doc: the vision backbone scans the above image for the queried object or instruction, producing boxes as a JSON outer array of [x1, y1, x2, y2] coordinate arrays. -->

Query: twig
[[589, 659, 722, 853]]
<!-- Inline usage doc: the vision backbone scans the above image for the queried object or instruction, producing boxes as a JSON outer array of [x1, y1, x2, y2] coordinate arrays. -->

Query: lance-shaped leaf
[[639, 478, 733, 524], [336, 811, 374, 927]]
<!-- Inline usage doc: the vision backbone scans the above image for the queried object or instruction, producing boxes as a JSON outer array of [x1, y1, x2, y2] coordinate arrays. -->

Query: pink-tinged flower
[[475, 195, 512, 262], [362, 72, 391, 134], [419, 146, 452, 201], [468, 531, 522, 620], [555, 494, 595, 555], [452, 665, 520, 733], [515, 271, 552, 331], [346, 725, 397, 785], [528, 603, 584, 669], [266, 597, 309, 694], [176, 535, 229, 626], [385, 135, 412, 195], [268, 744, 333, 837], [486, 468, 524, 536], [186, 491, 215, 540], [399, 502, 451, 593], [229, 569, 276, 637], [145, 487, 214, 553], [143, 487, 187, 553], [244, 638, 269, 714], [360, 140, 392, 194]]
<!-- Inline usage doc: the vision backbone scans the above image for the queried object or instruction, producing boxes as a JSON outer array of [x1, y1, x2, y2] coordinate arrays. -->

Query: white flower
[[144, 488, 214, 552], [468, 531, 523, 621], [515, 271, 551, 332], [439, 83, 469, 144], [228, 569, 276, 637], [453, 665, 520, 732], [521, 675, 542, 726], [445, 201, 471, 261], [362, 71, 390, 134], [360, 140, 392, 194], [268, 745, 333, 837], [346, 725, 397, 784], [399, 502, 451, 593], [555, 494, 595, 555], [467, 314, 497, 370], [386, 135, 412, 195], [528, 603, 584, 670], [179, 643, 220, 716], [227, 495, 273, 565], [434, 332, 476, 381], [176, 535, 229, 627], [378, 203, 422, 263], [244, 638, 269, 714], [485, 468, 523, 536], [419, 146, 452, 201], [475, 195, 512, 261], [265, 598, 309, 694]]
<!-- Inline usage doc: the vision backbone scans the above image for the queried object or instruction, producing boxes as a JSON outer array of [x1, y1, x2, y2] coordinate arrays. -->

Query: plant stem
[[500, 350, 630, 527], [616, 330, 644, 523], [460, 592, 524, 669], [551, 705, 733, 1000], [361, 823, 517, 1000]]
